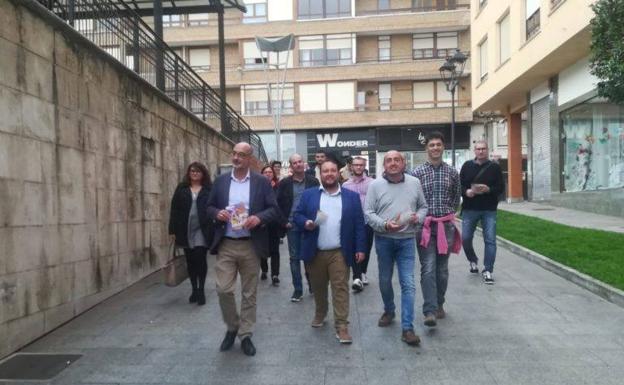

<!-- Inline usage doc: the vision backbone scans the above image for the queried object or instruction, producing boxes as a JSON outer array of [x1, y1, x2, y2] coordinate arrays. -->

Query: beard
[[322, 179, 338, 189]]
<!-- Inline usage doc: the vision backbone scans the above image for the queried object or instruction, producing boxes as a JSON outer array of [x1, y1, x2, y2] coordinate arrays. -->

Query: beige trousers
[[308, 248, 350, 330], [215, 239, 260, 339]]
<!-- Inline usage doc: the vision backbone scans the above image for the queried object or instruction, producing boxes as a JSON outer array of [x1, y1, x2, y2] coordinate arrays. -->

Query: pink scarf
[[420, 213, 462, 254]]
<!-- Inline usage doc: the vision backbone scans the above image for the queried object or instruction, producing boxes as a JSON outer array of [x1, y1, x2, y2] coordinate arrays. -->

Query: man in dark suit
[[277, 153, 319, 302], [294, 159, 366, 344], [207, 142, 279, 356]]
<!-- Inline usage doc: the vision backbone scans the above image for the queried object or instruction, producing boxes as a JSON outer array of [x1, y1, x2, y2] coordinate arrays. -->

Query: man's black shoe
[[219, 330, 237, 351], [241, 337, 256, 356]]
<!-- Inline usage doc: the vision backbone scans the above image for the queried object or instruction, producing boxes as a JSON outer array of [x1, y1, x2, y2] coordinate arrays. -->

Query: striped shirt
[[410, 162, 461, 218]]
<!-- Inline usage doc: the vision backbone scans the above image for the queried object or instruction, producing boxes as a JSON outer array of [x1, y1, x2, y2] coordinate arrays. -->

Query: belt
[[224, 236, 251, 241]]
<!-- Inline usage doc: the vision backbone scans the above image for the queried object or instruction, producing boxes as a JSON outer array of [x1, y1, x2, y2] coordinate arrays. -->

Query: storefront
[[561, 97, 624, 192]]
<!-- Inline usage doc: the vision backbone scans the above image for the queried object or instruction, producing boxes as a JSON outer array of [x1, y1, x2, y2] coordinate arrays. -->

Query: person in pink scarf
[[410, 132, 461, 328]]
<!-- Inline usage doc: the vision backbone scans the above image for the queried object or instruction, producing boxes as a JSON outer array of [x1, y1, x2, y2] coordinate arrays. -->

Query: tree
[[590, 0, 624, 104]]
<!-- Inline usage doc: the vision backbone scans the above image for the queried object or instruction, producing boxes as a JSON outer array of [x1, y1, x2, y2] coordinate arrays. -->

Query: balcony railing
[[357, 0, 469, 16], [526, 9, 541, 40], [36, 0, 267, 162]]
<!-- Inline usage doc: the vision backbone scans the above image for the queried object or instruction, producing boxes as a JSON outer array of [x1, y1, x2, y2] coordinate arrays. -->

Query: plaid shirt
[[410, 162, 461, 218], [342, 175, 373, 208]]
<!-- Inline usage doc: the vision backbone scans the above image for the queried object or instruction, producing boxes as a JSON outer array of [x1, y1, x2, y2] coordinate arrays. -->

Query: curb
[[470, 225, 624, 308]]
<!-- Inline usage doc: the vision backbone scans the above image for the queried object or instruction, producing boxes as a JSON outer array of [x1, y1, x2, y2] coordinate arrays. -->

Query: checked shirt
[[410, 162, 461, 218]]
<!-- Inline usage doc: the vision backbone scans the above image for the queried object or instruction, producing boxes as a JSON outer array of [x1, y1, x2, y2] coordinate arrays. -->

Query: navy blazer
[[206, 171, 279, 259], [293, 187, 366, 267]]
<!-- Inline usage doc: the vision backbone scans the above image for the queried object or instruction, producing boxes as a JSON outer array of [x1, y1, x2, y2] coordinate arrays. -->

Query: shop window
[[562, 98, 624, 192]]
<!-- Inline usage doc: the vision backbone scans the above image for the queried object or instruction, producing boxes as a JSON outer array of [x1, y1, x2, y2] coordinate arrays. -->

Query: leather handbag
[[163, 242, 188, 287]]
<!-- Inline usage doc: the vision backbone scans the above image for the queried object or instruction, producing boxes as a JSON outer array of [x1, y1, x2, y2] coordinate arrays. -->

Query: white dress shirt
[[317, 185, 342, 250], [226, 170, 251, 238]]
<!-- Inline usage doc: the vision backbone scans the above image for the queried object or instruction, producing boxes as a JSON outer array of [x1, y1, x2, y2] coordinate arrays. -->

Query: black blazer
[[206, 171, 279, 259], [168, 184, 215, 248], [276, 174, 320, 226]]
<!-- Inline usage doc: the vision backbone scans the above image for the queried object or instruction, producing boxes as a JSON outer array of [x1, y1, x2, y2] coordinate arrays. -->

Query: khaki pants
[[215, 239, 260, 339], [308, 248, 350, 330]]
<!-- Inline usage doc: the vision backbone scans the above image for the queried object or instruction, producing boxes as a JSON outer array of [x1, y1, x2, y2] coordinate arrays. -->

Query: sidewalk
[[6, 236, 624, 385], [498, 201, 624, 233]]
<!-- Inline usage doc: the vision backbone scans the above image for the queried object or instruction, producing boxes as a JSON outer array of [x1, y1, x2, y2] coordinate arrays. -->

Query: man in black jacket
[[277, 153, 320, 302], [459, 140, 505, 285], [207, 142, 279, 356]]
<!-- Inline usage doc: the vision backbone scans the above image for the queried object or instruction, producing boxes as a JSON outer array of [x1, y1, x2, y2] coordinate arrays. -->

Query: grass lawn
[[496, 210, 624, 291]]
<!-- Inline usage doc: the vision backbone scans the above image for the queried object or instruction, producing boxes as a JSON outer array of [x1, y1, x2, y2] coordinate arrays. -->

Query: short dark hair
[[320, 159, 339, 170], [182, 161, 212, 187], [425, 131, 445, 145], [270, 160, 282, 167]]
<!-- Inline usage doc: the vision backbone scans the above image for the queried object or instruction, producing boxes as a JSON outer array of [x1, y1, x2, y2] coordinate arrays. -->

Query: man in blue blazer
[[294, 159, 366, 344], [207, 142, 279, 356]]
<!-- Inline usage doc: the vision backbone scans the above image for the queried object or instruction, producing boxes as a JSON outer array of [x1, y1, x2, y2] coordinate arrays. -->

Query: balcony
[[163, 10, 470, 45], [198, 57, 471, 88], [243, 101, 472, 131], [357, 0, 470, 16]]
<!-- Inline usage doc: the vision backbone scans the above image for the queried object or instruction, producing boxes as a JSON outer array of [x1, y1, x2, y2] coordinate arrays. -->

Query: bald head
[[231, 142, 253, 173], [289, 153, 305, 176], [383, 150, 406, 178]]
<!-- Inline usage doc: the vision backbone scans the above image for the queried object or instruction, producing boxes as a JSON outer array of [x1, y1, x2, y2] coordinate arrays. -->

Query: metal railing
[[357, 0, 469, 16], [526, 9, 541, 40], [37, 0, 267, 162]]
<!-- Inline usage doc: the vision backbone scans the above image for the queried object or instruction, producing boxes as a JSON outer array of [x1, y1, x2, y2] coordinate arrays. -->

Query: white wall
[[268, 0, 293, 21], [558, 56, 598, 106]]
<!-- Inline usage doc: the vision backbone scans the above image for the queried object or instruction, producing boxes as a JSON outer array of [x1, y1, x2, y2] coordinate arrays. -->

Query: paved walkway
[[10, 236, 624, 385], [499, 201, 624, 233]]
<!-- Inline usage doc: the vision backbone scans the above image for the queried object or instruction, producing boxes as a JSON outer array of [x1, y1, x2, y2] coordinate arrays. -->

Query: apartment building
[[471, 0, 623, 216], [156, 0, 474, 176]]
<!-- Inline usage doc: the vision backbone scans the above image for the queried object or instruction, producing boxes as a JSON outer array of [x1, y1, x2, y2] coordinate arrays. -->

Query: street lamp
[[439, 49, 467, 167]]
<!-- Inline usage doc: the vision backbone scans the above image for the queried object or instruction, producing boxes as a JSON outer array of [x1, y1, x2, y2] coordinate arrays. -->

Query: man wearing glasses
[[207, 142, 279, 356], [459, 140, 505, 285]]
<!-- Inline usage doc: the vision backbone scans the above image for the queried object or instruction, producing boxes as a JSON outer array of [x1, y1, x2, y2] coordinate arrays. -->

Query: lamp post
[[439, 49, 467, 167]]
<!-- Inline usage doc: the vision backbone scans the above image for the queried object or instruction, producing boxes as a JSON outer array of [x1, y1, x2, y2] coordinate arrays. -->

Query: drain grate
[[0, 353, 82, 381]]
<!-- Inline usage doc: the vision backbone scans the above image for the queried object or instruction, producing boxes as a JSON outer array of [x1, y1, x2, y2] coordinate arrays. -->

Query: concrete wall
[[0, 0, 233, 358]]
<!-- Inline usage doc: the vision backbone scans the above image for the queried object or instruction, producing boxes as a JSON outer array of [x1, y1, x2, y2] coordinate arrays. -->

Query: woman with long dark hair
[[260, 165, 281, 285], [168, 162, 214, 305]]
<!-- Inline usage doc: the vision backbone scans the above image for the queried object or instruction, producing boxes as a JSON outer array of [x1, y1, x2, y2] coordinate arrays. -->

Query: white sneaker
[[469, 262, 478, 274], [352, 279, 364, 292], [482, 271, 495, 285], [361, 273, 369, 285]]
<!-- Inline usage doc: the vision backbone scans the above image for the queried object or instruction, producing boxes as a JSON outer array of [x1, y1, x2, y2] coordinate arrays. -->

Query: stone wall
[[0, 0, 233, 358]]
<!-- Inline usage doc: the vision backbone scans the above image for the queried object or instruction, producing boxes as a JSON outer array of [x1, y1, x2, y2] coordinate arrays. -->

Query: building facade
[[155, 0, 474, 176], [471, 0, 623, 216]]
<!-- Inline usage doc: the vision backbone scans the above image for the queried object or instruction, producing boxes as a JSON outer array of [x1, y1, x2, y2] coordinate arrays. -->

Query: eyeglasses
[[475, 148, 488, 151], [231, 151, 250, 158], [189, 169, 202, 174]]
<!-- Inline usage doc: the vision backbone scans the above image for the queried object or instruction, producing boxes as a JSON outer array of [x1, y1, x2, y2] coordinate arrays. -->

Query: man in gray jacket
[[364, 150, 428, 346]]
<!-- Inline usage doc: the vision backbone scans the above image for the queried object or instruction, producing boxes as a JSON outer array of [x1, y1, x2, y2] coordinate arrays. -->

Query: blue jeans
[[375, 235, 416, 331], [462, 210, 497, 273], [287, 229, 304, 292], [416, 223, 454, 316]]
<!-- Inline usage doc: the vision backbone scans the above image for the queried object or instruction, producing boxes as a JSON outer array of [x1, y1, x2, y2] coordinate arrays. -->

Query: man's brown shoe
[[401, 330, 421, 346], [378, 312, 395, 327], [335, 327, 353, 344], [424, 313, 437, 327], [435, 306, 446, 319], [311, 315, 325, 328]]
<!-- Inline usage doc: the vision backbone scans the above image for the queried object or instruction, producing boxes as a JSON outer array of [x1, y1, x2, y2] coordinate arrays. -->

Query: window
[[242, 84, 295, 115], [188, 13, 209, 26], [413, 82, 434, 109], [243, 41, 266, 69], [498, 13, 510, 64], [479, 37, 488, 80], [413, 33, 434, 59], [379, 83, 391, 110], [378, 36, 391, 62], [163, 14, 182, 28], [412, 32, 458, 59], [299, 82, 355, 112], [436, 81, 452, 107], [257, 132, 296, 163], [299, 36, 325, 67], [299, 34, 353, 67], [436, 32, 458, 58], [243, 1, 267, 24], [413, 0, 434, 11], [378, 0, 390, 11], [188, 48, 210, 71], [526, 0, 540, 39], [562, 97, 624, 191], [298, 0, 351, 20]]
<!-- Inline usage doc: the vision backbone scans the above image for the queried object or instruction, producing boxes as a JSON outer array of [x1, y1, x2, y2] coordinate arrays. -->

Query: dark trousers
[[184, 246, 208, 291], [352, 225, 374, 280], [261, 226, 280, 276]]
